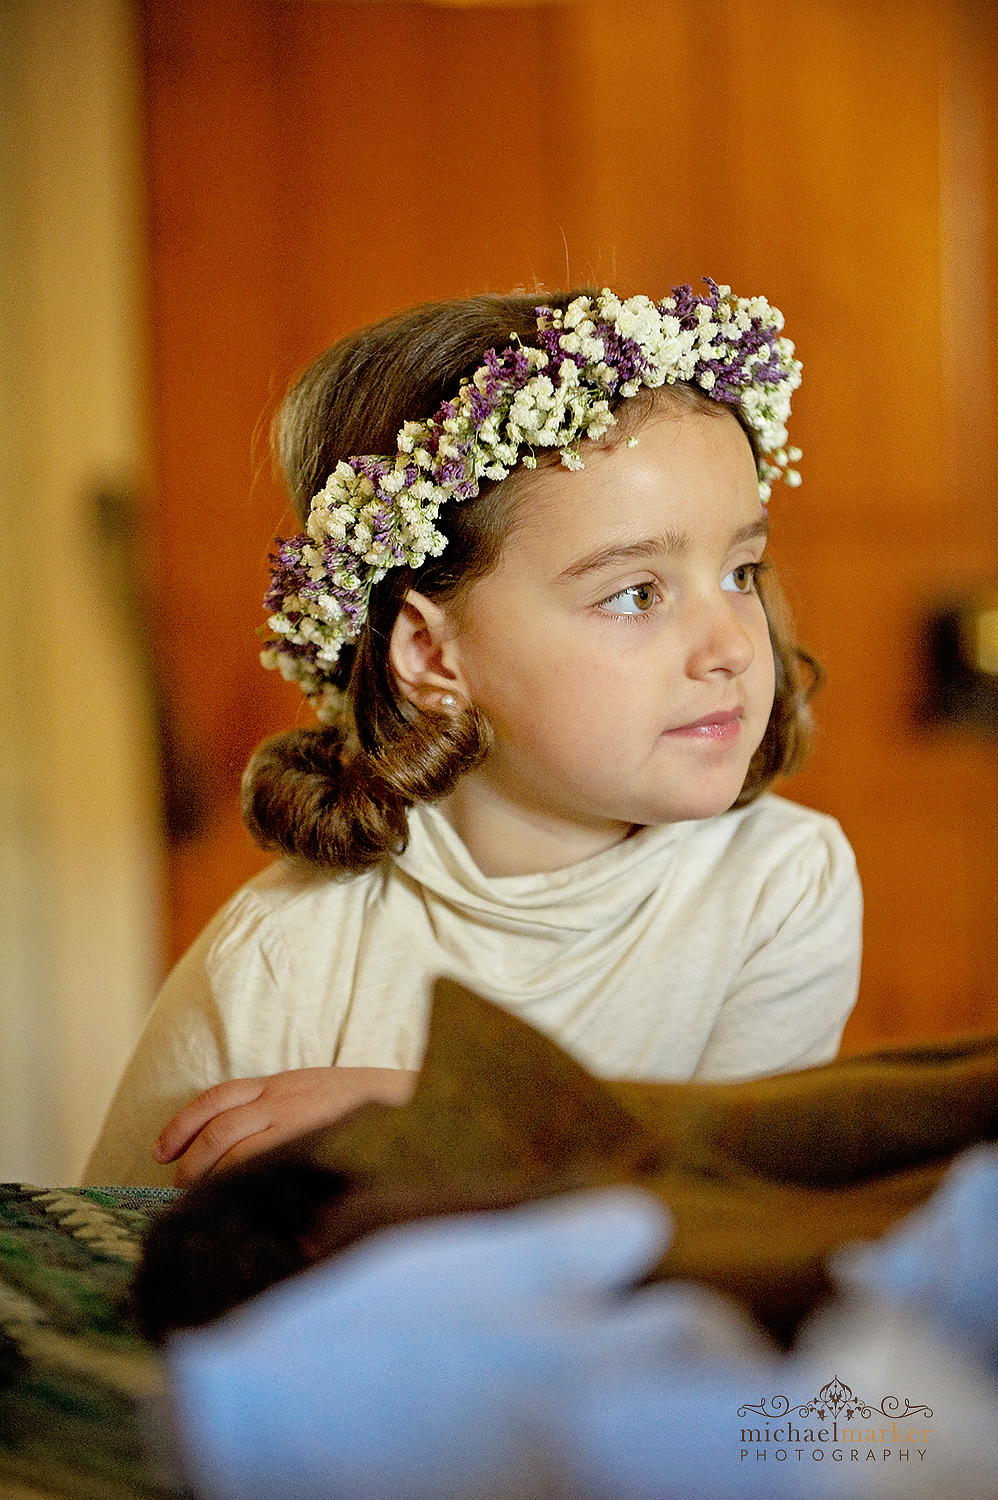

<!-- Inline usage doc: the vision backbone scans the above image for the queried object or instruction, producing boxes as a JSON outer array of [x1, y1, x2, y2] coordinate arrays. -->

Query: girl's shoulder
[[734, 788, 854, 855], [721, 792, 859, 906], [669, 792, 857, 897], [238, 855, 377, 908], [199, 858, 385, 975]]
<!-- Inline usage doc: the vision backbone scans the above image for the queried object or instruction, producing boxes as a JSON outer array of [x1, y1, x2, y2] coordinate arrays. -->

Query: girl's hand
[[154, 1067, 419, 1188]]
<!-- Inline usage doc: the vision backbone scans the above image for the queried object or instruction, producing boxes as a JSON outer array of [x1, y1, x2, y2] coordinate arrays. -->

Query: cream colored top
[[85, 794, 862, 1185]]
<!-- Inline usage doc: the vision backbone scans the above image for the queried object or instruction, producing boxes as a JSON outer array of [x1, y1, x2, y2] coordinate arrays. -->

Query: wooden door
[[140, 0, 998, 1051]]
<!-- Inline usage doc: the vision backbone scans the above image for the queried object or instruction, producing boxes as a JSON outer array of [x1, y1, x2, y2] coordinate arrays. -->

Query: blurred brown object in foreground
[[134, 980, 998, 1347]]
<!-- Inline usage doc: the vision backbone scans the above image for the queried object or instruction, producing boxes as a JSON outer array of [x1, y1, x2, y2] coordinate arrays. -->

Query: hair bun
[[242, 708, 491, 870]]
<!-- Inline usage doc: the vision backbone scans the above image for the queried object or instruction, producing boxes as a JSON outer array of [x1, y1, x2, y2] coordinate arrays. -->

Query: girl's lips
[[665, 709, 743, 742]]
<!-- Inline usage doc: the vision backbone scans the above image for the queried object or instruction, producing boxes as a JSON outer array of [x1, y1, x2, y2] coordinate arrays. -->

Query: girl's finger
[[170, 1103, 277, 1188], [154, 1077, 267, 1164]]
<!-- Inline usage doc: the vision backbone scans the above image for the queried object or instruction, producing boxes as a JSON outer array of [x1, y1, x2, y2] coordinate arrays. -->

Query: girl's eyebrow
[[730, 516, 771, 548], [558, 534, 687, 582], [557, 517, 770, 583]]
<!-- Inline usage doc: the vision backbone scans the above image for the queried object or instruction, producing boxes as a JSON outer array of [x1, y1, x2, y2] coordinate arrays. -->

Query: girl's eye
[[721, 563, 761, 594], [600, 582, 658, 615]]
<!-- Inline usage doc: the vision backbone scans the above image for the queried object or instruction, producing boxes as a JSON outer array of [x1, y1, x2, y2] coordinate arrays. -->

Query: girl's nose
[[685, 596, 756, 679]]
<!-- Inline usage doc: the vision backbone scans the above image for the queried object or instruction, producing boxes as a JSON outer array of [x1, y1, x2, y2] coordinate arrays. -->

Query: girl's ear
[[389, 591, 468, 710]]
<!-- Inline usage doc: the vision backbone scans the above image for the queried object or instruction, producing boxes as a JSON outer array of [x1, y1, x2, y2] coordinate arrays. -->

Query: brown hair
[[243, 292, 821, 870]]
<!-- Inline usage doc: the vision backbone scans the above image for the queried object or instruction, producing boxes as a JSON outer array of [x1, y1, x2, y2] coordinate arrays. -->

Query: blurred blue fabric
[[168, 1150, 998, 1500], [830, 1143, 998, 1369]]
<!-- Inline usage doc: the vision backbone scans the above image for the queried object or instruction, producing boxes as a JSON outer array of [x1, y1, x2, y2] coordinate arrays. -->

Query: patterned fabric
[[0, 1183, 183, 1500]]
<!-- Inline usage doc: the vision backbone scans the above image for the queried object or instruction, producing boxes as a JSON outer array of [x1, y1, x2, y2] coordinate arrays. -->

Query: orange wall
[[140, 0, 998, 1051]]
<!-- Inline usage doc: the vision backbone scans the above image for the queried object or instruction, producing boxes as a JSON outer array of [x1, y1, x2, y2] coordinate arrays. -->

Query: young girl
[[85, 282, 862, 1188]]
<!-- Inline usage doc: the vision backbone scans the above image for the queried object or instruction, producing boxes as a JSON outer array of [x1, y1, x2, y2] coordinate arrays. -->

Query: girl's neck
[[437, 778, 637, 878]]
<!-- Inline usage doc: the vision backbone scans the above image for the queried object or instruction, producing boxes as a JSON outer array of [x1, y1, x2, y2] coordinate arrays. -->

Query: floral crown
[[262, 280, 802, 721]]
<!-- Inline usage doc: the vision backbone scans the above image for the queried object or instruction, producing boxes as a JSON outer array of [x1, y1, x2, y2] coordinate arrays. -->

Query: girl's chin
[[635, 778, 754, 826]]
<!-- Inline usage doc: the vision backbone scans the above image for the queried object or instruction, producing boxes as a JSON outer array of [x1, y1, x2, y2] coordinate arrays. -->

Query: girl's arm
[[154, 1066, 418, 1188], [83, 874, 397, 1187]]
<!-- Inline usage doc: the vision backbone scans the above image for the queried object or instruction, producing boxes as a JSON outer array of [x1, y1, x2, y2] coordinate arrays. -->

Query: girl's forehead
[[505, 406, 763, 565]]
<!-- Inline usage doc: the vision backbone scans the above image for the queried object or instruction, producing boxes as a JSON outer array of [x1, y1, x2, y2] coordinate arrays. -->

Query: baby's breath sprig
[[262, 280, 802, 721]]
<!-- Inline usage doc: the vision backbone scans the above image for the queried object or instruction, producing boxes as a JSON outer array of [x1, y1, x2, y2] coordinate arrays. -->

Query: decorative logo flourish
[[739, 1376, 933, 1423]]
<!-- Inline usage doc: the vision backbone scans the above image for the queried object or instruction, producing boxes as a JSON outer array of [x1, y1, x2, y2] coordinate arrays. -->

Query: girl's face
[[439, 404, 777, 862]]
